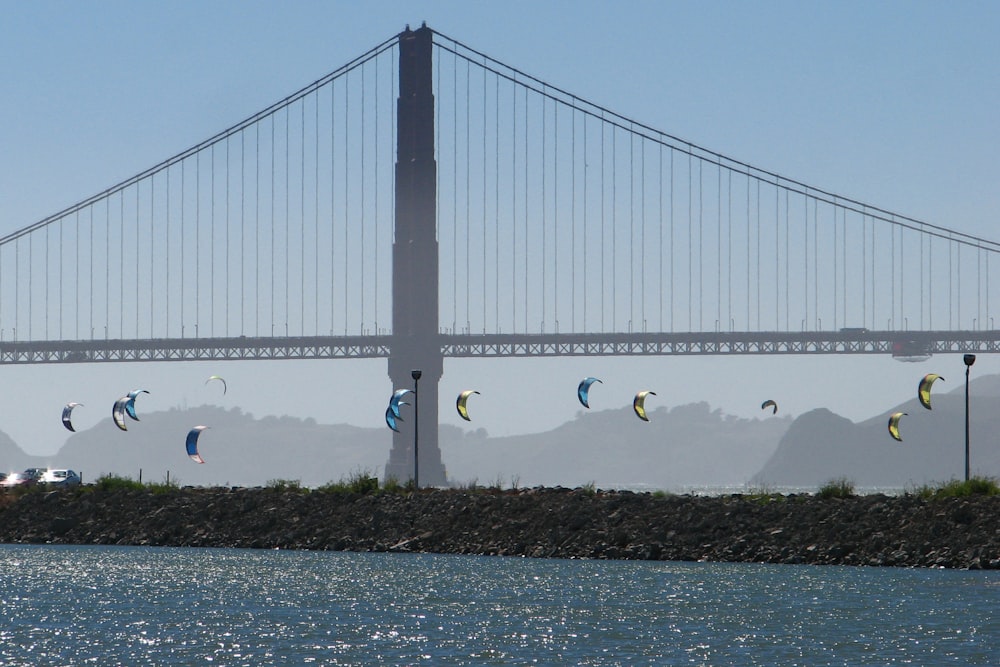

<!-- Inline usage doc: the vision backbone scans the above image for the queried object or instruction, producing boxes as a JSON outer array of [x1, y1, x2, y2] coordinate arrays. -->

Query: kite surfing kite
[[887, 412, 907, 442], [124, 389, 150, 421], [577, 377, 602, 409], [761, 399, 778, 415], [112, 397, 129, 431], [62, 402, 83, 432], [633, 390, 656, 422], [385, 406, 401, 433], [918, 374, 943, 410], [186, 425, 209, 464], [388, 389, 412, 419], [456, 390, 480, 421], [205, 375, 227, 394]]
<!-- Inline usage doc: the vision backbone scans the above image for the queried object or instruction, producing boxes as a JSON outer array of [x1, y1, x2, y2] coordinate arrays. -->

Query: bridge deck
[[0, 331, 997, 364]]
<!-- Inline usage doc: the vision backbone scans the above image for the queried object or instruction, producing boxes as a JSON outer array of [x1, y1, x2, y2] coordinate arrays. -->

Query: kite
[[577, 377, 602, 409], [186, 425, 209, 464], [761, 399, 778, 415], [125, 389, 150, 421], [917, 374, 943, 410], [112, 397, 129, 432], [61, 402, 83, 433], [385, 406, 401, 433], [456, 390, 481, 421], [633, 390, 656, 422], [389, 389, 413, 419], [887, 412, 907, 442], [205, 375, 227, 395]]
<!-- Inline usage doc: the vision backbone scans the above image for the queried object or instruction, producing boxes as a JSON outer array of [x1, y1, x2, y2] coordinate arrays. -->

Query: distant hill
[[752, 374, 1000, 488], [0, 402, 789, 490], [17, 371, 999, 491], [441, 402, 789, 490]]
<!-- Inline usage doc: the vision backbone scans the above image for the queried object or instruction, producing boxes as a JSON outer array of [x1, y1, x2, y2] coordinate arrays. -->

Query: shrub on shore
[[912, 476, 1000, 499], [817, 477, 855, 499]]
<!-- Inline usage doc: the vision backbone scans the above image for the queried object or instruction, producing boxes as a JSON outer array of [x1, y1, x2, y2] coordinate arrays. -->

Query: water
[[0, 545, 996, 665]]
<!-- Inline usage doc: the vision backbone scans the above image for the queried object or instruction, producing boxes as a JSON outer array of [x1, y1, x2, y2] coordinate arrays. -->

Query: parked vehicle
[[1, 468, 45, 488], [38, 469, 82, 487]]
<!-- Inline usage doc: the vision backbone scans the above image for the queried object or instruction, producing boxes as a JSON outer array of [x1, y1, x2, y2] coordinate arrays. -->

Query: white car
[[38, 469, 82, 487]]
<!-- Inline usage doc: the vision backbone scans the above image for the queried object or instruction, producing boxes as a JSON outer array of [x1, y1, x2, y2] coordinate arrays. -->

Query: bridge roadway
[[0, 330, 998, 364]]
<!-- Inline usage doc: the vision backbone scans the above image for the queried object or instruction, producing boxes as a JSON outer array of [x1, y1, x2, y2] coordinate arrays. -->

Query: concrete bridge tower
[[384, 24, 448, 486]]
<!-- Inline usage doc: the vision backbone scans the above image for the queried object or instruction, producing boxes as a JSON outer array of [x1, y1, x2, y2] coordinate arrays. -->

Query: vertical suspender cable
[[255, 122, 260, 336], [523, 82, 529, 332], [285, 105, 290, 335], [373, 63, 378, 334], [105, 199, 109, 338], [360, 76, 366, 333], [344, 77, 349, 334], [746, 169, 751, 329], [699, 159, 704, 331], [784, 189, 789, 330], [512, 81, 517, 333], [542, 94, 546, 330], [241, 128, 246, 334], [494, 75, 499, 332], [482, 65, 488, 332], [553, 98, 560, 331], [315, 89, 320, 334], [727, 169, 732, 329], [755, 179, 760, 330], [75, 211, 79, 338], [227, 137, 232, 337], [211, 145, 216, 337], [330, 82, 338, 336], [119, 192, 124, 338], [453, 51, 458, 330], [301, 97, 306, 335], [842, 205, 847, 327], [271, 114, 276, 335], [197, 154, 202, 336], [659, 143, 663, 332], [466, 61, 471, 331], [166, 166, 170, 335], [629, 133, 634, 329], [775, 182, 779, 329], [607, 128, 616, 328], [813, 199, 818, 328], [641, 139, 646, 330], [670, 150, 674, 332]]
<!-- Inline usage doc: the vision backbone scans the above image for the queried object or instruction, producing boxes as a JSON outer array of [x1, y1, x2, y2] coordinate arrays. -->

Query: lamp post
[[411, 369, 422, 488], [964, 354, 976, 481]]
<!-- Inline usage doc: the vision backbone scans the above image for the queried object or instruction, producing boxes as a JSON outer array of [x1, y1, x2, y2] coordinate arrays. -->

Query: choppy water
[[0, 544, 996, 665]]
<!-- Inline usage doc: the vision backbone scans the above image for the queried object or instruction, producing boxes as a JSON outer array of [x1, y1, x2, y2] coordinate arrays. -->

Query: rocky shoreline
[[1, 486, 997, 569]]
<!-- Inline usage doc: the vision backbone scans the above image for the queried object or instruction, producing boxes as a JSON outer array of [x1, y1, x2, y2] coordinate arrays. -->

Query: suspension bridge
[[2, 24, 998, 485]]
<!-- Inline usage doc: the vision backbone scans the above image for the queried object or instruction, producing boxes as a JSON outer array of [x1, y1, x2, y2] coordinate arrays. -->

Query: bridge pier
[[384, 23, 447, 487]]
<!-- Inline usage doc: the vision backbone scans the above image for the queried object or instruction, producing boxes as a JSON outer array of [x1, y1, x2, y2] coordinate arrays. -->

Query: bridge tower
[[384, 24, 448, 486]]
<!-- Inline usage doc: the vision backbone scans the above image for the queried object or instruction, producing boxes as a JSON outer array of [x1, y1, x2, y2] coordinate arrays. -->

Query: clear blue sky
[[1, 1, 999, 457]]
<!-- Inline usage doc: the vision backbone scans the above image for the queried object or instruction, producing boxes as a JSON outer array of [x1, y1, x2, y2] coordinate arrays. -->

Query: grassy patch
[[912, 476, 1000, 499], [92, 474, 146, 492], [316, 470, 380, 495], [265, 478, 305, 493], [817, 477, 855, 499]]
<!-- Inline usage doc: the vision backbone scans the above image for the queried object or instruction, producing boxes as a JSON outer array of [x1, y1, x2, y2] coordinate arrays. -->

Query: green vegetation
[[265, 478, 305, 492], [817, 477, 856, 499], [911, 476, 1000, 499], [744, 482, 785, 504], [316, 470, 380, 495]]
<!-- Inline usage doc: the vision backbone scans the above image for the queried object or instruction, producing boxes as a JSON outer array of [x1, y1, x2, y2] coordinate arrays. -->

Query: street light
[[964, 354, 976, 481], [411, 369, 422, 489]]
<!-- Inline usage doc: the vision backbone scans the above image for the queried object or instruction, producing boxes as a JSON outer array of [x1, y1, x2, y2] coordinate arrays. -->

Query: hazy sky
[[1, 1, 999, 458]]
